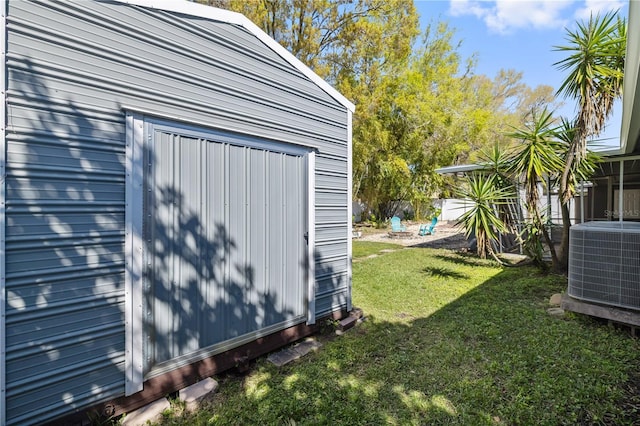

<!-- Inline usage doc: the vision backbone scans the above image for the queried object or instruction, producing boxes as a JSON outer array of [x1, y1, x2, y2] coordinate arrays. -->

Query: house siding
[[2, 1, 350, 424]]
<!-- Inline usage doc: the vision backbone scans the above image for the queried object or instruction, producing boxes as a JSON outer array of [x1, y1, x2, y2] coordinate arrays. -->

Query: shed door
[[143, 125, 309, 375]]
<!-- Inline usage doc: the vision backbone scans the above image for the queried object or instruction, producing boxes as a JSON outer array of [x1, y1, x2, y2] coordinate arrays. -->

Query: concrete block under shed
[[179, 377, 218, 411], [121, 397, 170, 426], [268, 338, 323, 367], [338, 316, 358, 331]]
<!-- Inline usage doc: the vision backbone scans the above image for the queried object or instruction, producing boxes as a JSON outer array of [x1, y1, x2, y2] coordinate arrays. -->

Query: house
[[563, 1, 640, 320], [0, 1, 355, 424]]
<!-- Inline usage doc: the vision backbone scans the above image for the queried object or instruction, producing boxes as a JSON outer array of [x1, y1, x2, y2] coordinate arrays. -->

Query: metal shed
[[0, 1, 355, 424]]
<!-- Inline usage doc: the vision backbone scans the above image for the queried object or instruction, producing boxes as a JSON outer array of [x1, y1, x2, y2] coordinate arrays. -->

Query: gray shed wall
[[2, 0, 351, 424]]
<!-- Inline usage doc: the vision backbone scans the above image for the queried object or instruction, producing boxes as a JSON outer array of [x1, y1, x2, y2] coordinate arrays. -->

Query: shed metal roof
[[113, 0, 356, 113]]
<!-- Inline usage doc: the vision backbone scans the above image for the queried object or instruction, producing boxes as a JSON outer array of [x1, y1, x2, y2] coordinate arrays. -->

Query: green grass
[[154, 244, 640, 425], [352, 240, 402, 259]]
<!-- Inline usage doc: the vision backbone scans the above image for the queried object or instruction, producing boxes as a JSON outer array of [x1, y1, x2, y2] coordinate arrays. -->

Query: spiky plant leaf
[[456, 175, 513, 259]]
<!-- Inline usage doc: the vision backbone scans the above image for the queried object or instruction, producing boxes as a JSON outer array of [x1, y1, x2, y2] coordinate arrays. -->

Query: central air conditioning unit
[[569, 221, 640, 311]]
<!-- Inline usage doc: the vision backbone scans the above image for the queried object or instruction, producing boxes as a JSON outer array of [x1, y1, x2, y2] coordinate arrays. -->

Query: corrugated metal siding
[[4, 110, 126, 424], [145, 130, 307, 374], [3, 0, 350, 424], [9, 0, 347, 147], [315, 153, 349, 316]]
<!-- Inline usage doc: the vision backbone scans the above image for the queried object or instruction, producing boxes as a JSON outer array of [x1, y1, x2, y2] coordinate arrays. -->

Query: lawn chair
[[390, 216, 406, 232], [418, 217, 438, 236]]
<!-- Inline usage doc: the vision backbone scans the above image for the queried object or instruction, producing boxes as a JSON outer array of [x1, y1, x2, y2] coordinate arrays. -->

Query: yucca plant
[[555, 117, 601, 268], [554, 10, 626, 203], [456, 174, 512, 260], [479, 144, 520, 232], [507, 107, 564, 269]]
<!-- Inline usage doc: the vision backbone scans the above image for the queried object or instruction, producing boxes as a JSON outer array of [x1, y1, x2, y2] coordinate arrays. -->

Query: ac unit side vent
[[568, 222, 640, 311]]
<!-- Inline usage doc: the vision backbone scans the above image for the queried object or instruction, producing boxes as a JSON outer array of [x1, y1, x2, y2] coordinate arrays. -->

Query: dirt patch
[[355, 221, 470, 250]]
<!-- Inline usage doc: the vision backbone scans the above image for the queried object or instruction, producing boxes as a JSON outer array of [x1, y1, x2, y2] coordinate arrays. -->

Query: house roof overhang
[[435, 164, 483, 175], [614, 0, 640, 156], [112, 0, 356, 113]]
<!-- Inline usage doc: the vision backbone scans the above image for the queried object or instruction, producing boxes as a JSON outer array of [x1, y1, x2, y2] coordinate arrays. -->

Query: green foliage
[[456, 175, 512, 259], [350, 19, 458, 220], [507, 108, 563, 210], [550, 9, 623, 271], [519, 222, 547, 269], [158, 248, 640, 425], [507, 108, 565, 268], [556, 117, 601, 198], [554, 10, 625, 136], [554, 10, 626, 202], [402, 208, 415, 221], [464, 109, 603, 271], [216, 0, 560, 221]]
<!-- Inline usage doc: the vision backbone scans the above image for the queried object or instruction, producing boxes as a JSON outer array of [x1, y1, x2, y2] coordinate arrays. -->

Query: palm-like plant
[[479, 144, 521, 233], [554, 10, 626, 203], [555, 118, 600, 196], [456, 174, 512, 260], [507, 108, 564, 268], [480, 144, 513, 188], [555, 117, 601, 267]]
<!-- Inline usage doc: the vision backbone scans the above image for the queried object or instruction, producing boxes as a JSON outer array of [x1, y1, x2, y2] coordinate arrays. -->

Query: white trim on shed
[[306, 150, 316, 325], [124, 112, 145, 395], [0, 0, 8, 423], [346, 110, 353, 312]]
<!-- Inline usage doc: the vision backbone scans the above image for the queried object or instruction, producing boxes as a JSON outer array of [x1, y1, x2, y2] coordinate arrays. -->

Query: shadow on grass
[[423, 266, 468, 280], [409, 232, 468, 250], [433, 252, 495, 267], [167, 251, 640, 426]]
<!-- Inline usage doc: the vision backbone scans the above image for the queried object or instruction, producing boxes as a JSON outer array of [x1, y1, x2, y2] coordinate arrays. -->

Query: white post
[[580, 181, 585, 224], [620, 159, 624, 222]]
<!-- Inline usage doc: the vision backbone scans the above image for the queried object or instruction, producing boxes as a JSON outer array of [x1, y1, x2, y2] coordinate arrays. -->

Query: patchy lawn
[[352, 240, 403, 259], [153, 243, 640, 425]]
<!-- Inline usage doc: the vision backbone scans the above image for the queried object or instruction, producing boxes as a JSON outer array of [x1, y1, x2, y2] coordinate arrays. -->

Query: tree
[[350, 19, 496, 220], [555, 118, 600, 266], [555, 12, 625, 198], [507, 108, 564, 269], [215, 0, 561, 221], [209, 0, 357, 78], [554, 10, 626, 270], [478, 144, 521, 236]]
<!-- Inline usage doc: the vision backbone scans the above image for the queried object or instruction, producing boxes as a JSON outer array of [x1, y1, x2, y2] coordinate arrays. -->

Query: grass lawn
[[352, 240, 403, 259], [153, 242, 640, 425]]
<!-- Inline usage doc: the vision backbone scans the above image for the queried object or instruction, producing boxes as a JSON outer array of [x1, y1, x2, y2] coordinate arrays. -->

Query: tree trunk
[[535, 210, 559, 269], [556, 202, 571, 274]]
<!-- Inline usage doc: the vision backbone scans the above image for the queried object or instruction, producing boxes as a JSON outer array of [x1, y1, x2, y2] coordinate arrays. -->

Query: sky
[[414, 0, 628, 148]]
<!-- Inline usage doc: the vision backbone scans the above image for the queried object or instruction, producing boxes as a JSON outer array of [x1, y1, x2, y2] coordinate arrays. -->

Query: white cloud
[[449, 0, 574, 34], [574, 0, 625, 20]]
